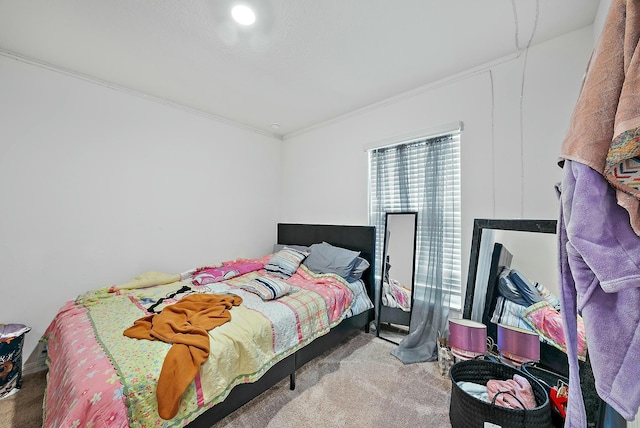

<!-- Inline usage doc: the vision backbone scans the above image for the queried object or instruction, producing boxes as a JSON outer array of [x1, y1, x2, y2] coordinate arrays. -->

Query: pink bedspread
[[44, 301, 128, 427]]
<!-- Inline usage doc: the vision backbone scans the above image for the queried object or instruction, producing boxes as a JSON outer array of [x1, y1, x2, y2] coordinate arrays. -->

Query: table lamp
[[448, 318, 487, 360], [497, 324, 540, 366]]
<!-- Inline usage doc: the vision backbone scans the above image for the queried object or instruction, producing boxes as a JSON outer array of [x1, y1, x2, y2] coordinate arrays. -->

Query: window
[[368, 130, 462, 309]]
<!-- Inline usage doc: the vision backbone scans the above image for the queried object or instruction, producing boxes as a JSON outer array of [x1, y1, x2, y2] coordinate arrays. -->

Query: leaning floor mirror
[[376, 211, 418, 344]]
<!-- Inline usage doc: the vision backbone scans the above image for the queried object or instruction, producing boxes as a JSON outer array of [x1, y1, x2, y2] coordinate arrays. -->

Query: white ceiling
[[0, 0, 601, 138]]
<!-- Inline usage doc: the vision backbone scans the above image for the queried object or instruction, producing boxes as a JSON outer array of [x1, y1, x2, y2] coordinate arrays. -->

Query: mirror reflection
[[376, 212, 417, 344], [459, 219, 624, 427]]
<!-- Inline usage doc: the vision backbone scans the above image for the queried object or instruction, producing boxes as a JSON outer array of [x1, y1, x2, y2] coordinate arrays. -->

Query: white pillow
[[264, 247, 309, 278], [241, 276, 292, 300]]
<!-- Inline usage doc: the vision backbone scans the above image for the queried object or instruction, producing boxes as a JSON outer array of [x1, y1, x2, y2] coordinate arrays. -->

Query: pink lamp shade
[[497, 324, 540, 366], [448, 319, 487, 360]]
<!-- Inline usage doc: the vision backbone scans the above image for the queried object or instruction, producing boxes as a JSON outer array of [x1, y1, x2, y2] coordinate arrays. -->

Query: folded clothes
[[487, 374, 536, 410], [457, 381, 489, 402]]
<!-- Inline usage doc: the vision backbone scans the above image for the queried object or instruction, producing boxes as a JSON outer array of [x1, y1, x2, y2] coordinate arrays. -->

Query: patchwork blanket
[[43, 258, 354, 427]]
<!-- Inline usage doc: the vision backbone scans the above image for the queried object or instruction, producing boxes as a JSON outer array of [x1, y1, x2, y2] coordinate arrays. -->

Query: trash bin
[[0, 324, 31, 399]]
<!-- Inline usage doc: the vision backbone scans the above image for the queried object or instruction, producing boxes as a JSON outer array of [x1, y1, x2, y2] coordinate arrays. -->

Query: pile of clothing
[[457, 374, 536, 410]]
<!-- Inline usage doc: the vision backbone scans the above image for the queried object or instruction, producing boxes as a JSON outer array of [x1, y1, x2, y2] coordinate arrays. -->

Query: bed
[[42, 223, 376, 427]]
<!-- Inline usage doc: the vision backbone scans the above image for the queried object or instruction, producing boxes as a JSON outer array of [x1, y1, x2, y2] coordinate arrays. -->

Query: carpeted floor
[[212, 332, 452, 427], [0, 332, 453, 427], [0, 370, 47, 428]]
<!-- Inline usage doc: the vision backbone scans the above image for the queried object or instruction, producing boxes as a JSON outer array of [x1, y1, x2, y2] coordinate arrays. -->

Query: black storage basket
[[449, 359, 552, 428], [520, 362, 568, 428]]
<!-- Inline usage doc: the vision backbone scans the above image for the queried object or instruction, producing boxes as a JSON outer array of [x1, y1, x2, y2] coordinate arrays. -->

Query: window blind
[[369, 132, 462, 309]]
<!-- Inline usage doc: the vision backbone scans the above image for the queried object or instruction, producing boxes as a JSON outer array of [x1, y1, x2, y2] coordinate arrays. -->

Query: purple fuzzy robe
[[559, 160, 640, 426]]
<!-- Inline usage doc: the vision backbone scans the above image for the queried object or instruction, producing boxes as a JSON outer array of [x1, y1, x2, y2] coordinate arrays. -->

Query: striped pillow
[[241, 276, 292, 300], [264, 247, 309, 278]]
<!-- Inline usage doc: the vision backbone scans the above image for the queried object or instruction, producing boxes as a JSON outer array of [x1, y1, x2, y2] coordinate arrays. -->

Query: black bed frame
[[188, 223, 376, 427]]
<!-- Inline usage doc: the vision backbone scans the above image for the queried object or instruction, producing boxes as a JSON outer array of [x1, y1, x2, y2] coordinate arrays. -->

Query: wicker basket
[[449, 359, 552, 428]]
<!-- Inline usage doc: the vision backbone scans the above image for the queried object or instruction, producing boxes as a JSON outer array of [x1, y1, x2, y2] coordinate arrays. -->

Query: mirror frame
[[460, 218, 624, 425], [375, 211, 418, 342], [462, 218, 557, 320]]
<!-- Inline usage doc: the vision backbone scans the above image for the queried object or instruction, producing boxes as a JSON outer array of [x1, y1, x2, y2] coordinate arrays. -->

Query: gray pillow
[[497, 267, 541, 307], [347, 257, 370, 282], [303, 242, 361, 279], [272, 244, 310, 254]]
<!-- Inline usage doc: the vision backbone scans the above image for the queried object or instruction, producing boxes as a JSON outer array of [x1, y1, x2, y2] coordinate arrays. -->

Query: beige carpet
[[0, 332, 453, 428], [212, 332, 452, 427], [0, 370, 46, 428]]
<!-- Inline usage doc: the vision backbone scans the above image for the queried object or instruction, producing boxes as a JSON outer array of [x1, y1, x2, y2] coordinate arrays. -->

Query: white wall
[[281, 25, 595, 303], [595, 0, 612, 42], [0, 54, 282, 368]]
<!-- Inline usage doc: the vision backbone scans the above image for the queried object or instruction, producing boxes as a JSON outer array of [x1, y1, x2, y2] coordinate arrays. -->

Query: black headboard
[[482, 242, 513, 342], [277, 223, 376, 305]]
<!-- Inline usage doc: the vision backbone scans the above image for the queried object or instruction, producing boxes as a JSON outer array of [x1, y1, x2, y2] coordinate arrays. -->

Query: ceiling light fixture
[[270, 123, 281, 130], [231, 5, 256, 26]]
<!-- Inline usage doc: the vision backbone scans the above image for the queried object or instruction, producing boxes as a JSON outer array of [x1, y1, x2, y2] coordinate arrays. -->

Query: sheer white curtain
[[369, 132, 461, 363]]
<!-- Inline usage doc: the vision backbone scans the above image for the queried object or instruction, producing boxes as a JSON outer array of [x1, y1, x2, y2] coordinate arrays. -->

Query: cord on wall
[[511, 0, 539, 217], [489, 69, 496, 217]]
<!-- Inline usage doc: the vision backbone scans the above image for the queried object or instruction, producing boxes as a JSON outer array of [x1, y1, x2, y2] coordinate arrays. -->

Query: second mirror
[[376, 211, 417, 344]]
